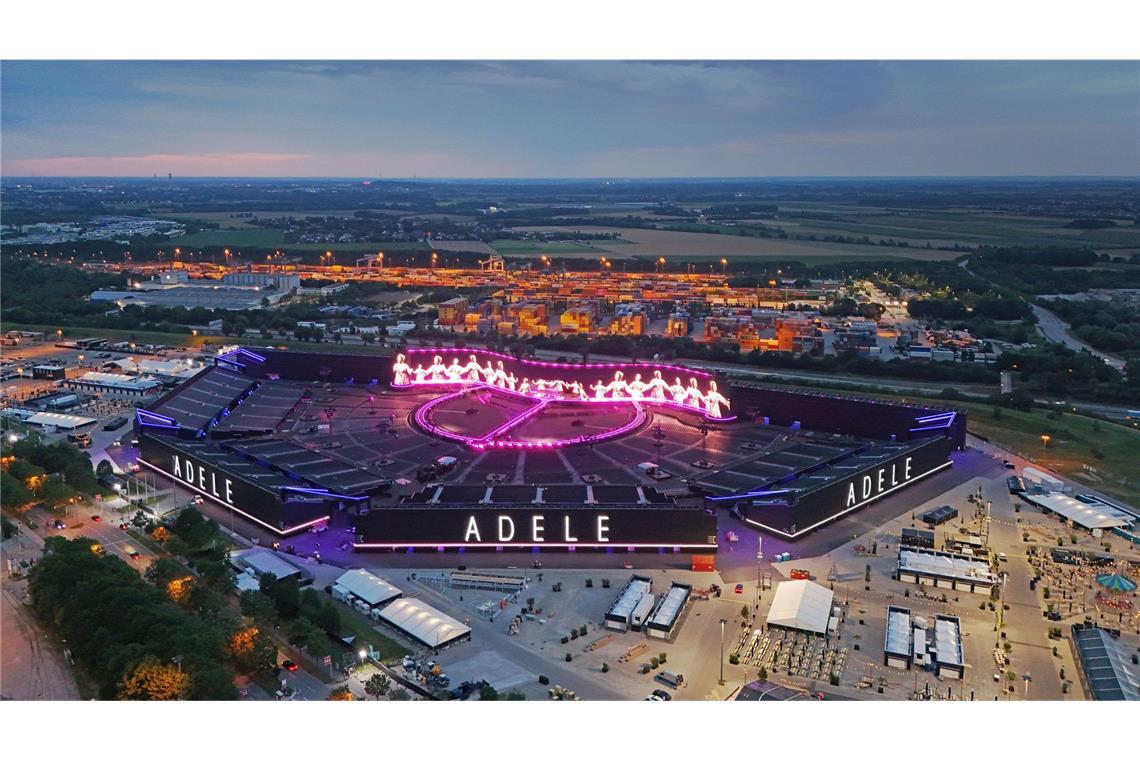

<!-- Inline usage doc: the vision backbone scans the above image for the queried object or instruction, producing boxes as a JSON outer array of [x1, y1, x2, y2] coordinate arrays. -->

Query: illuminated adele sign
[[354, 507, 719, 550]]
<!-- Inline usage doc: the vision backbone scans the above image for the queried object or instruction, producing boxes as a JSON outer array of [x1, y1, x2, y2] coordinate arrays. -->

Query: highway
[[1029, 303, 1127, 371]]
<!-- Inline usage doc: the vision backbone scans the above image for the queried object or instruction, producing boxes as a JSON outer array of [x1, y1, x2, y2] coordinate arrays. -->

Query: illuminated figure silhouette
[[464, 354, 482, 381], [669, 377, 687, 403], [506, 372, 517, 391], [445, 357, 464, 381], [685, 378, 705, 408], [592, 379, 608, 399], [413, 364, 428, 382], [494, 361, 508, 387], [481, 361, 497, 384], [534, 379, 547, 394], [393, 353, 411, 385], [573, 381, 589, 401], [607, 371, 627, 399], [646, 370, 668, 401], [627, 373, 646, 400], [428, 355, 446, 381], [518, 377, 531, 394], [704, 380, 730, 417]]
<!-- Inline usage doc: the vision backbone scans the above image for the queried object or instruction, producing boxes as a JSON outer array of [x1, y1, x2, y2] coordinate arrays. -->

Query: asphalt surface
[[1030, 303, 1126, 371]]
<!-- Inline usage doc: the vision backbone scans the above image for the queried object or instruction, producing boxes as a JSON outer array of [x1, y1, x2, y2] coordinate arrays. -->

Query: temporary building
[[333, 569, 402, 608], [765, 579, 835, 635], [376, 597, 471, 651], [1022, 493, 1132, 532]]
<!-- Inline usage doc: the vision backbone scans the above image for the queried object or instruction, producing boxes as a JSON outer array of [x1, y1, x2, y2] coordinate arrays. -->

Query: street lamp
[[1040, 434, 1050, 450], [721, 258, 728, 276], [718, 618, 728, 685]]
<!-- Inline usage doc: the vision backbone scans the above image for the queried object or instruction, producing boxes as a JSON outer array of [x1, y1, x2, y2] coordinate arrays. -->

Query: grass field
[[174, 229, 286, 248], [958, 402, 1140, 502], [859, 393, 1140, 504]]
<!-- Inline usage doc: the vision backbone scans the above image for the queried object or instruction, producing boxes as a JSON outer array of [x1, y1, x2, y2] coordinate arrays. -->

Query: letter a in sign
[[464, 516, 481, 543]]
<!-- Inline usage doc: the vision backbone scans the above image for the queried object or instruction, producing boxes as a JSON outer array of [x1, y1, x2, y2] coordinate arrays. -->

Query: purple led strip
[[411, 386, 651, 450]]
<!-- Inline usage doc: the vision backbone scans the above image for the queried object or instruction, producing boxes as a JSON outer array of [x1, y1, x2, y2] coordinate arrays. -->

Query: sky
[[2, 60, 1137, 178]]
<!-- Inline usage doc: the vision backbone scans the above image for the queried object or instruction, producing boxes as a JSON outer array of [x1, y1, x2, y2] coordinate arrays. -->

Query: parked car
[[282, 659, 298, 672], [91, 515, 102, 522], [734, 583, 744, 594], [53, 519, 67, 530], [652, 689, 672, 701]]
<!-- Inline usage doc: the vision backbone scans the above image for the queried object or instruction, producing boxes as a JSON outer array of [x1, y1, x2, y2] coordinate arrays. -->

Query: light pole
[[718, 618, 728, 685], [1040, 434, 1050, 450]]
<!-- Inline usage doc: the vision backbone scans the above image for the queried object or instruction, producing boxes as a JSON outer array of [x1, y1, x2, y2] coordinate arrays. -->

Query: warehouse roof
[[231, 547, 303, 581], [1073, 627, 1139, 700], [766, 580, 834, 635], [897, 548, 994, 586], [376, 597, 470, 650], [647, 583, 691, 631], [885, 606, 913, 657], [333, 569, 402, 607], [607, 575, 652, 620], [25, 411, 97, 430], [934, 616, 963, 667], [1021, 493, 1132, 531], [70, 371, 163, 392]]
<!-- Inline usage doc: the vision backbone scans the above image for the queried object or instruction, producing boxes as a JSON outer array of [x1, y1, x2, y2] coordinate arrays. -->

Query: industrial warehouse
[[128, 346, 966, 550]]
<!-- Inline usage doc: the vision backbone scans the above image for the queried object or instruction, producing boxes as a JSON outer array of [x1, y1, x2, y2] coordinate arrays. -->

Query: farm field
[[767, 210, 1140, 250], [428, 239, 498, 255], [511, 225, 961, 260], [172, 228, 286, 247], [490, 238, 614, 254]]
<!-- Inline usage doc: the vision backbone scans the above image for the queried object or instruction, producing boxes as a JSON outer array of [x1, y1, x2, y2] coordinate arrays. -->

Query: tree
[[390, 687, 410, 701], [365, 672, 391, 700], [118, 657, 190, 700], [166, 575, 197, 606], [95, 459, 114, 479], [741, 604, 749, 620], [479, 683, 499, 701], [226, 626, 276, 674], [327, 685, 354, 701]]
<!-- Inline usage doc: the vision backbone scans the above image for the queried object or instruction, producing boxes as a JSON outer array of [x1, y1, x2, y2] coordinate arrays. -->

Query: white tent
[[376, 597, 471, 650], [333, 569, 402, 607], [766, 579, 835, 635]]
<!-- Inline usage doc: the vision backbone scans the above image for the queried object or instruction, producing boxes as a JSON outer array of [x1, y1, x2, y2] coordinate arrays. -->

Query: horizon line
[[4, 174, 1138, 182]]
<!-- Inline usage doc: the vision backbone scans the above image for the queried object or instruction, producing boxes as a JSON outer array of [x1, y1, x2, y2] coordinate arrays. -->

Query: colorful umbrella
[[1095, 573, 1137, 593]]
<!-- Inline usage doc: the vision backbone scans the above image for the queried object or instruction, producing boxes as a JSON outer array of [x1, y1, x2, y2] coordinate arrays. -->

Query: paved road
[[1029, 303, 1126, 371]]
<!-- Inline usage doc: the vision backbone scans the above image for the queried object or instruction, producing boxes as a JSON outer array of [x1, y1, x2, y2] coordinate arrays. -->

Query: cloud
[[4, 152, 310, 177]]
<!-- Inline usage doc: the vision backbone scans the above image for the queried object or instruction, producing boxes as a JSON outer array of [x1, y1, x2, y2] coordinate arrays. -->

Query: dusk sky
[[2, 60, 1137, 177]]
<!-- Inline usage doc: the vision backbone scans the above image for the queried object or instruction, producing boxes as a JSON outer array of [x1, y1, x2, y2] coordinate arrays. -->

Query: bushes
[[538, 675, 550, 685], [601, 663, 609, 673], [641, 664, 651, 674], [565, 653, 573, 662], [728, 654, 739, 666], [578, 624, 588, 637]]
